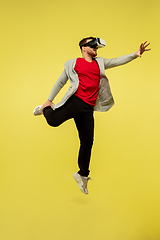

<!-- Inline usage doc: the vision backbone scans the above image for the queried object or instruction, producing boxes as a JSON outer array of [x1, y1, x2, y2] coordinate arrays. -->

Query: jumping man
[[33, 37, 151, 194]]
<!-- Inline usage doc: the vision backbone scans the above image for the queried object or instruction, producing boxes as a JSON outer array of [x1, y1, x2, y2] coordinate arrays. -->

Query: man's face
[[83, 39, 98, 57]]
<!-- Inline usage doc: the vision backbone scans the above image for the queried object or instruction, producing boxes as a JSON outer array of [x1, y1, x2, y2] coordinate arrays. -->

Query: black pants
[[43, 95, 94, 177]]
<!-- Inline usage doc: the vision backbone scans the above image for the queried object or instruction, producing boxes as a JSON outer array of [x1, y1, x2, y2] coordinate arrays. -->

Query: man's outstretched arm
[[104, 41, 151, 69]]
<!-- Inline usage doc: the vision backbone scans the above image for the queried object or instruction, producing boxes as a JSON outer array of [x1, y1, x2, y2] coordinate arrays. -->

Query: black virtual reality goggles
[[81, 37, 106, 49]]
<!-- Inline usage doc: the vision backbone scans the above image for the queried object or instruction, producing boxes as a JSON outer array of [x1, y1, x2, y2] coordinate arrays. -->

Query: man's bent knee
[[45, 118, 60, 127]]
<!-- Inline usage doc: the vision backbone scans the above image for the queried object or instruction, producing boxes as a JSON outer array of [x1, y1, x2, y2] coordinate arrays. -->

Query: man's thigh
[[43, 95, 81, 127]]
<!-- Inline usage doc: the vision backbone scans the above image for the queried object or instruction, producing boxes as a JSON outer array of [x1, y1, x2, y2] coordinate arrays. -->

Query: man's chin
[[92, 52, 97, 57]]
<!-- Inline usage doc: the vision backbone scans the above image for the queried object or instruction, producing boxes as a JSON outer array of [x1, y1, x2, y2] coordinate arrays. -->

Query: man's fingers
[[143, 41, 147, 45], [144, 42, 151, 51], [144, 42, 150, 48]]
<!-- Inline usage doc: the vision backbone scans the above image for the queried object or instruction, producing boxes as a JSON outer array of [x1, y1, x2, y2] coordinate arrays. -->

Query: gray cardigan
[[48, 53, 138, 112]]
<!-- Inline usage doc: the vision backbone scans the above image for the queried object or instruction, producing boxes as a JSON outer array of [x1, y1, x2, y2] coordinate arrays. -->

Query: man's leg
[[43, 96, 79, 127], [74, 107, 94, 177], [42, 95, 94, 194]]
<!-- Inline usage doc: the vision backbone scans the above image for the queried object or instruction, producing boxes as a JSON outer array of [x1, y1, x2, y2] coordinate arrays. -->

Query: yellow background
[[0, 0, 160, 239]]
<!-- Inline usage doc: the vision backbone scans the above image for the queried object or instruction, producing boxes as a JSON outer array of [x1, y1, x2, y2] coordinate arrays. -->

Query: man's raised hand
[[136, 41, 151, 57]]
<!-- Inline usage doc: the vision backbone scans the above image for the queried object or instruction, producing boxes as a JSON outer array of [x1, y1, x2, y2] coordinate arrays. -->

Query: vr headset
[[82, 37, 106, 49]]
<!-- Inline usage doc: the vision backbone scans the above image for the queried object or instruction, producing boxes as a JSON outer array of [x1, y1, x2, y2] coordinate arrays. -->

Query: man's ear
[[82, 46, 86, 52]]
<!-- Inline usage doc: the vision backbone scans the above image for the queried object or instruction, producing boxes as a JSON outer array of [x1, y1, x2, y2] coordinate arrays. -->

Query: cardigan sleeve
[[104, 52, 138, 70], [48, 69, 68, 101]]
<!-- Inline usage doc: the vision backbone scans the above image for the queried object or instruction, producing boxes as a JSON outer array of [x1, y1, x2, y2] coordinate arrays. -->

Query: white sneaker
[[73, 173, 91, 194], [33, 103, 55, 116], [33, 105, 43, 116]]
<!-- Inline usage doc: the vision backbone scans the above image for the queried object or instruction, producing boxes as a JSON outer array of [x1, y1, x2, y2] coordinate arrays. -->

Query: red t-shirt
[[74, 58, 100, 106]]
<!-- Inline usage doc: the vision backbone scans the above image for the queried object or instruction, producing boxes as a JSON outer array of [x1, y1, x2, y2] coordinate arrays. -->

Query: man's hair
[[79, 37, 95, 50]]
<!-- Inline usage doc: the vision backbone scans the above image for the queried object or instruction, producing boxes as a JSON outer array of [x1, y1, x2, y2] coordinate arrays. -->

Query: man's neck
[[82, 52, 94, 63]]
